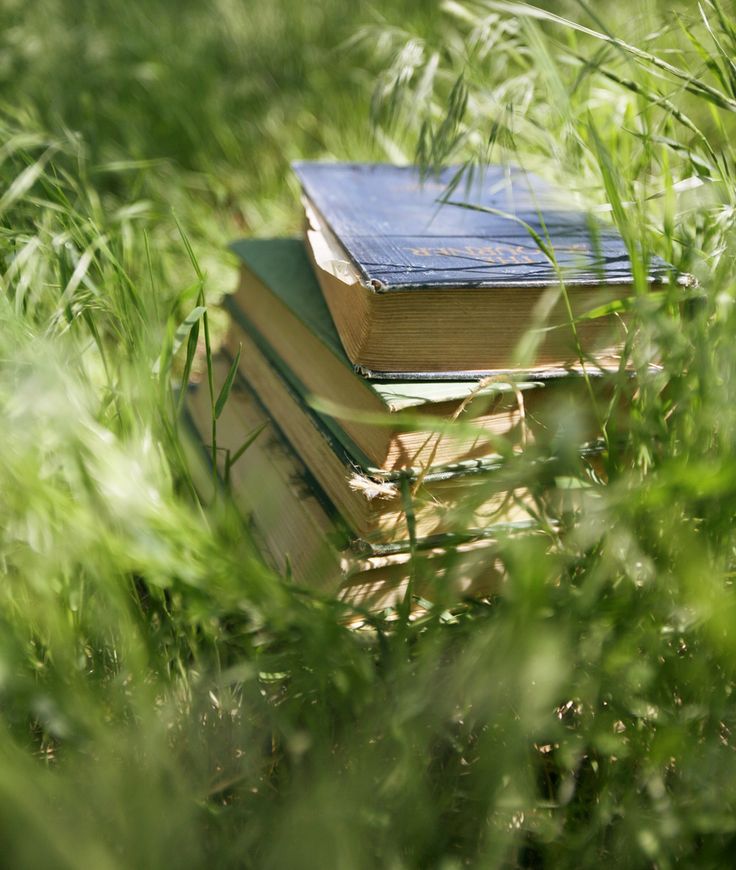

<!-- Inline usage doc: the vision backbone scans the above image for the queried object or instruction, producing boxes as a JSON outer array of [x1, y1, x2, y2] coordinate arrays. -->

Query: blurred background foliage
[[0, 0, 735, 866]]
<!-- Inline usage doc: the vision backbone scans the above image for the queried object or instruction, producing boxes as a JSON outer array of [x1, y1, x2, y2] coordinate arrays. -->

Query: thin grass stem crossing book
[[183, 356, 511, 611]]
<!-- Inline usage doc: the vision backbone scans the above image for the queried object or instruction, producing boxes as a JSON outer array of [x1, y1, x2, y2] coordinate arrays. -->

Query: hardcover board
[[293, 162, 670, 291]]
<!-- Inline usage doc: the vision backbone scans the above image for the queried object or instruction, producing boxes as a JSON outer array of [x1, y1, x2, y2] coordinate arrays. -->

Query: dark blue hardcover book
[[292, 162, 676, 374], [293, 161, 670, 290]]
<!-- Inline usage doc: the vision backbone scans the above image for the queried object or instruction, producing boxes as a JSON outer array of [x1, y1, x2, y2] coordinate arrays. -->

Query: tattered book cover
[[293, 161, 669, 291]]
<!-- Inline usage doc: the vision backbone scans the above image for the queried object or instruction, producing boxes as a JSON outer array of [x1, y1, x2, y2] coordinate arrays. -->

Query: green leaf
[[153, 304, 205, 377], [0, 145, 58, 216], [176, 313, 202, 415], [214, 343, 241, 420], [172, 304, 206, 360], [225, 421, 268, 480]]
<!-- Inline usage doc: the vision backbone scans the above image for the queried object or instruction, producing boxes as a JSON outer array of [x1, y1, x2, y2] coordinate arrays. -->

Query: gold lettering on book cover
[[407, 242, 595, 265], [408, 244, 536, 265]]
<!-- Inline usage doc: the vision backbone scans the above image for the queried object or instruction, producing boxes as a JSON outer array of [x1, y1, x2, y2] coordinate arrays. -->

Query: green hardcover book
[[226, 239, 606, 473]]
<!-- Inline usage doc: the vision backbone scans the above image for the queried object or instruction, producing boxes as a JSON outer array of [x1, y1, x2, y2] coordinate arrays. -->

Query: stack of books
[[186, 162, 667, 610]]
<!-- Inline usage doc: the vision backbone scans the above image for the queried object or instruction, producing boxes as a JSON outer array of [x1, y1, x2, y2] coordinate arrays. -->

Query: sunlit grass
[[0, 0, 734, 866]]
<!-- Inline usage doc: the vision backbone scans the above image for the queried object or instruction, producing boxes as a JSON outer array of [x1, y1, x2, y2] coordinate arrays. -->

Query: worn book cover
[[293, 161, 669, 290], [293, 162, 673, 373]]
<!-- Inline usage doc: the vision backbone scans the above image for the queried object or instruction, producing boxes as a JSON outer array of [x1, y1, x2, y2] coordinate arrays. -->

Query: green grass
[[0, 0, 735, 866]]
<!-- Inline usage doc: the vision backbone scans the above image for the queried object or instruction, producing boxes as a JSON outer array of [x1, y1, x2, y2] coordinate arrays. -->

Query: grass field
[[0, 0, 735, 866]]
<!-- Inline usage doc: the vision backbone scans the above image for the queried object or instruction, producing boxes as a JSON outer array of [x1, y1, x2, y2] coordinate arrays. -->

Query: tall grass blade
[[485, 0, 736, 112]]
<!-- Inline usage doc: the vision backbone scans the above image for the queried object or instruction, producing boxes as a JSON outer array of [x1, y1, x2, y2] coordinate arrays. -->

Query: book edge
[[291, 161, 678, 293]]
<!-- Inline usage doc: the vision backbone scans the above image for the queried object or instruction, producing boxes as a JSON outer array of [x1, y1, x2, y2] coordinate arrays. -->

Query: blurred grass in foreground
[[0, 0, 735, 866]]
